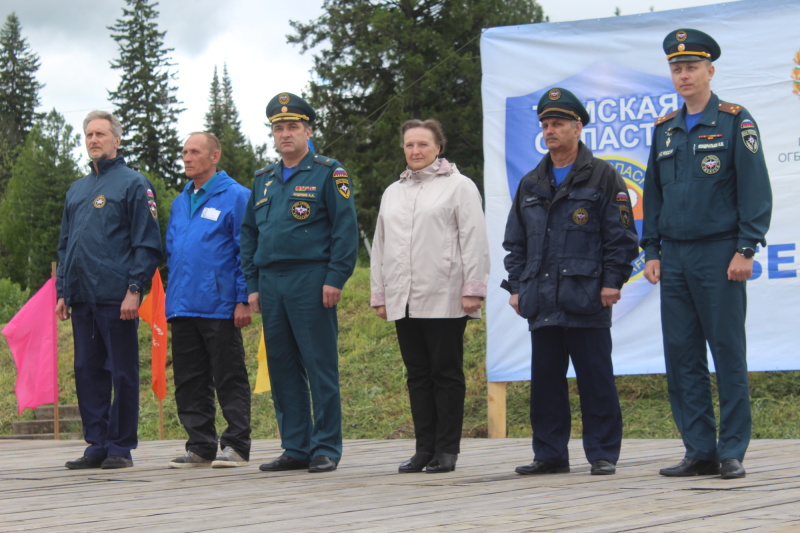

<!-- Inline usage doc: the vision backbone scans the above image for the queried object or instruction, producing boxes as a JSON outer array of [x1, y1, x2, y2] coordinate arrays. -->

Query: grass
[[1, 265, 799, 441]]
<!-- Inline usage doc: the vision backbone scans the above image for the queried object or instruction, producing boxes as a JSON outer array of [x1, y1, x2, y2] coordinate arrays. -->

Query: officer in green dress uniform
[[240, 92, 359, 473], [641, 29, 772, 479]]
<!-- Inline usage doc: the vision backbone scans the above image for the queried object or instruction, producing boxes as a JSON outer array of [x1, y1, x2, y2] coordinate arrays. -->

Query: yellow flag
[[254, 327, 271, 393]]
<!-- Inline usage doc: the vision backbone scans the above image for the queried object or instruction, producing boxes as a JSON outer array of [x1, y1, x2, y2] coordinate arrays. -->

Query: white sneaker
[[211, 447, 249, 468], [168, 451, 212, 469]]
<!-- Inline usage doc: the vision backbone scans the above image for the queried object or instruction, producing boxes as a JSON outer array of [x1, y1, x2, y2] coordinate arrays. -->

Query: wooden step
[[0, 433, 82, 440], [34, 405, 80, 420], [12, 419, 82, 435]]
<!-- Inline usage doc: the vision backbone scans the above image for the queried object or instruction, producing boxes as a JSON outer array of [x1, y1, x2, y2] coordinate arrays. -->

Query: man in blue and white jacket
[[165, 132, 252, 469]]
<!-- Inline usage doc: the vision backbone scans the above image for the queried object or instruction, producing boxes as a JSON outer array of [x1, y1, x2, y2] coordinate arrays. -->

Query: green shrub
[[0, 278, 29, 324]]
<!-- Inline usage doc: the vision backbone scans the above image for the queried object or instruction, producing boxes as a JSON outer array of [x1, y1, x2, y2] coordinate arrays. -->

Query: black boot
[[425, 452, 457, 473]]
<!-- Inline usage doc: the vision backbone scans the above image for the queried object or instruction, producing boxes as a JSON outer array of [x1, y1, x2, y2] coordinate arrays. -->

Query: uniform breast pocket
[[694, 141, 728, 179], [521, 195, 548, 235], [655, 148, 677, 186], [287, 195, 318, 222], [563, 188, 602, 257], [253, 197, 271, 230]]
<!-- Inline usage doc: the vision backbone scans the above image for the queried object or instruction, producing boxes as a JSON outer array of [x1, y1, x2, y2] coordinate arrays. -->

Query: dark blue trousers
[[71, 303, 140, 459], [530, 326, 622, 465], [259, 265, 342, 463], [661, 239, 750, 462]]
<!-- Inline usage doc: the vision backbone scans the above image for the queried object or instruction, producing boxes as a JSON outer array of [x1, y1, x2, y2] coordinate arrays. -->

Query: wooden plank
[[0, 439, 799, 532], [487, 381, 507, 439]]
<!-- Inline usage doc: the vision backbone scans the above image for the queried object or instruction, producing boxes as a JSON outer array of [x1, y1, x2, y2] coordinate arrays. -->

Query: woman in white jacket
[[370, 119, 490, 473]]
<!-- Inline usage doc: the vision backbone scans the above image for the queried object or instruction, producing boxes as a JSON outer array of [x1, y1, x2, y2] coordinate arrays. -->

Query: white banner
[[481, 0, 800, 381]]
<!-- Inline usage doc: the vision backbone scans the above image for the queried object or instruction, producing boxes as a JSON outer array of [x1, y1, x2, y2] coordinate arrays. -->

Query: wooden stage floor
[[1, 438, 798, 532]]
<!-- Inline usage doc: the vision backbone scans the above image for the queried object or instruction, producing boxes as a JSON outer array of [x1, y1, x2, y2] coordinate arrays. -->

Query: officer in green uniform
[[642, 29, 772, 480], [240, 92, 358, 473]]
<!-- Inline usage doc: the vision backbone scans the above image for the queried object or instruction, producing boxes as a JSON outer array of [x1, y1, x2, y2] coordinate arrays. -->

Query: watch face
[[739, 248, 755, 258]]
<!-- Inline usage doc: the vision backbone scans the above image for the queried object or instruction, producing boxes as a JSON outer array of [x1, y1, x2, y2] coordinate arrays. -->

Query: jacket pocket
[[518, 261, 541, 319], [254, 197, 271, 231], [693, 141, 728, 179], [655, 147, 677, 186], [557, 258, 602, 315]]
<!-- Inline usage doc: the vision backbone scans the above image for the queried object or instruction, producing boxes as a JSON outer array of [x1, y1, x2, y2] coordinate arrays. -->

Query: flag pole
[[159, 401, 164, 440], [51, 262, 60, 441]]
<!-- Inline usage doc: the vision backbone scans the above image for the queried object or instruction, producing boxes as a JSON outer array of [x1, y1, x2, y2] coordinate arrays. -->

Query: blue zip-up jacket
[[56, 156, 162, 306], [165, 170, 250, 319], [503, 142, 639, 330]]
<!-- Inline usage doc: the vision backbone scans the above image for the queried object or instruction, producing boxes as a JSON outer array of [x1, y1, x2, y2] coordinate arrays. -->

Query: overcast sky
[[2, 0, 718, 167]]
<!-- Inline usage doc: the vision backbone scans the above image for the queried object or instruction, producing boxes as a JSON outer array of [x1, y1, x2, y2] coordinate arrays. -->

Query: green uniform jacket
[[641, 92, 772, 260], [240, 150, 359, 294]]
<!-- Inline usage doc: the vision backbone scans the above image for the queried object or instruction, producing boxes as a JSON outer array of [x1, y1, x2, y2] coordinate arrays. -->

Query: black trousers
[[395, 316, 468, 455], [530, 326, 622, 465], [171, 317, 252, 460]]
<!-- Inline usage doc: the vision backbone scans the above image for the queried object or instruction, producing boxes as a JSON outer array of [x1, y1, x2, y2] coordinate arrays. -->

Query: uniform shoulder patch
[[313, 154, 334, 168], [655, 110, 679, 126], [254, 163, 277, 177], [718, 101, 743, 115]]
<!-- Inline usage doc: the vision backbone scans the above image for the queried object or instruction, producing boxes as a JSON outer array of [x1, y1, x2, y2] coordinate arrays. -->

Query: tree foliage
[[0, 12, 43, 195], [0, 110, 81, 291], [203, 64, 266, 188], [108, 0, 184, 189], [289, 0, 544, 235]]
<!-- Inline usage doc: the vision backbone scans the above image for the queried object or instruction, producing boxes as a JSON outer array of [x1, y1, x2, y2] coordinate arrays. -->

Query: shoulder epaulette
[[254, 163, 277, 177], [655, 110, 679, 126], [718, 101, 743, 115], [313, 154, 334, 167]]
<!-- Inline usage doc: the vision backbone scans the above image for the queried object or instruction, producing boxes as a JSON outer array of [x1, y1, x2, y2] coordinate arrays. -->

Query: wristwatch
[[128, 283, 141, 294], [737, 247, 756, 259]]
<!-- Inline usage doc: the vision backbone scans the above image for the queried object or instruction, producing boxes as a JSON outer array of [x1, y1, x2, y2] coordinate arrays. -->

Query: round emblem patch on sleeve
[[619, 205, 631, 228], [93, 195, 106, 208], [701, 154, 721, 174], [291, 201, 311, 220], [572, 208, 589, 225]]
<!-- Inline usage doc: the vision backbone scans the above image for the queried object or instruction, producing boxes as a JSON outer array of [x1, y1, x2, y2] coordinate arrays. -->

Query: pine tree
[[202, 63, 265, 187], [288, 0, 544, 235], [0, 110, 81, 290], [108, 0, 184, 188], [0, 12, 43, 195]]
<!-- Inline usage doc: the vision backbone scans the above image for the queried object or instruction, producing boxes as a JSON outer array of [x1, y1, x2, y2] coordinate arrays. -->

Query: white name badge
[[201, 207, 221, 221]]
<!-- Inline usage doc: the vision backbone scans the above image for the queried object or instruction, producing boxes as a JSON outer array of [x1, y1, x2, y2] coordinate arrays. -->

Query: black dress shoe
[[65, 455, 105, 470], [720, 458, 746, 479], [259, 454, 309, 472], [590, 459, 616, 475], [100, 456, 133, 469], [659, 457, 720, 477], [398, 452, 432, 473], [515, 459, 570, 475], [425, 452, 457, 473], [308, 455, 337, 473]]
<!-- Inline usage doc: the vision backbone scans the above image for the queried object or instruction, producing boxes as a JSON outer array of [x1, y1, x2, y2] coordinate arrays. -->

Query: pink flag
[[1, 278, 58, 414]]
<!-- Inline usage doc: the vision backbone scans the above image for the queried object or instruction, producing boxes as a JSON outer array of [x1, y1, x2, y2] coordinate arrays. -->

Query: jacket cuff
[[246, 279, 259, 295], [371, 292, 386, 307], [462, 280, 487, 298]]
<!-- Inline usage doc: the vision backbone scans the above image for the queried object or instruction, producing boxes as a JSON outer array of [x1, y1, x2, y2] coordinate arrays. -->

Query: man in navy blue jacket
[[165, 132, 253, 469], [503, 89, 639, 476], [57, 110, 162, 470]]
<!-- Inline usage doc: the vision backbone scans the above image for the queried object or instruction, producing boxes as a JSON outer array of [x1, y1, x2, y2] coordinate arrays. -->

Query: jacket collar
[[182, 170, 233, 197], [89, 155, 125, 177], [399, 158, 456, 182]]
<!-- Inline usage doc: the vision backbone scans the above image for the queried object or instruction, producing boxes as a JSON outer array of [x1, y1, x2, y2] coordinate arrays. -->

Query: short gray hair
[[83, 110, 122, 138]]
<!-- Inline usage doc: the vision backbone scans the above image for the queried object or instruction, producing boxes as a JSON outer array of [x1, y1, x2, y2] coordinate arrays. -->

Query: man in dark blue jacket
[[503, 88, 639, 476], [57, 110, 162, 470], [166, 132, 252, 469]]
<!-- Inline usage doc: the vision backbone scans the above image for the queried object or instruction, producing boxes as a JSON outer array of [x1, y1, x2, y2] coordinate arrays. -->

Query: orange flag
[[2, 278, 58, 414], [138, 269, 167, 401]]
